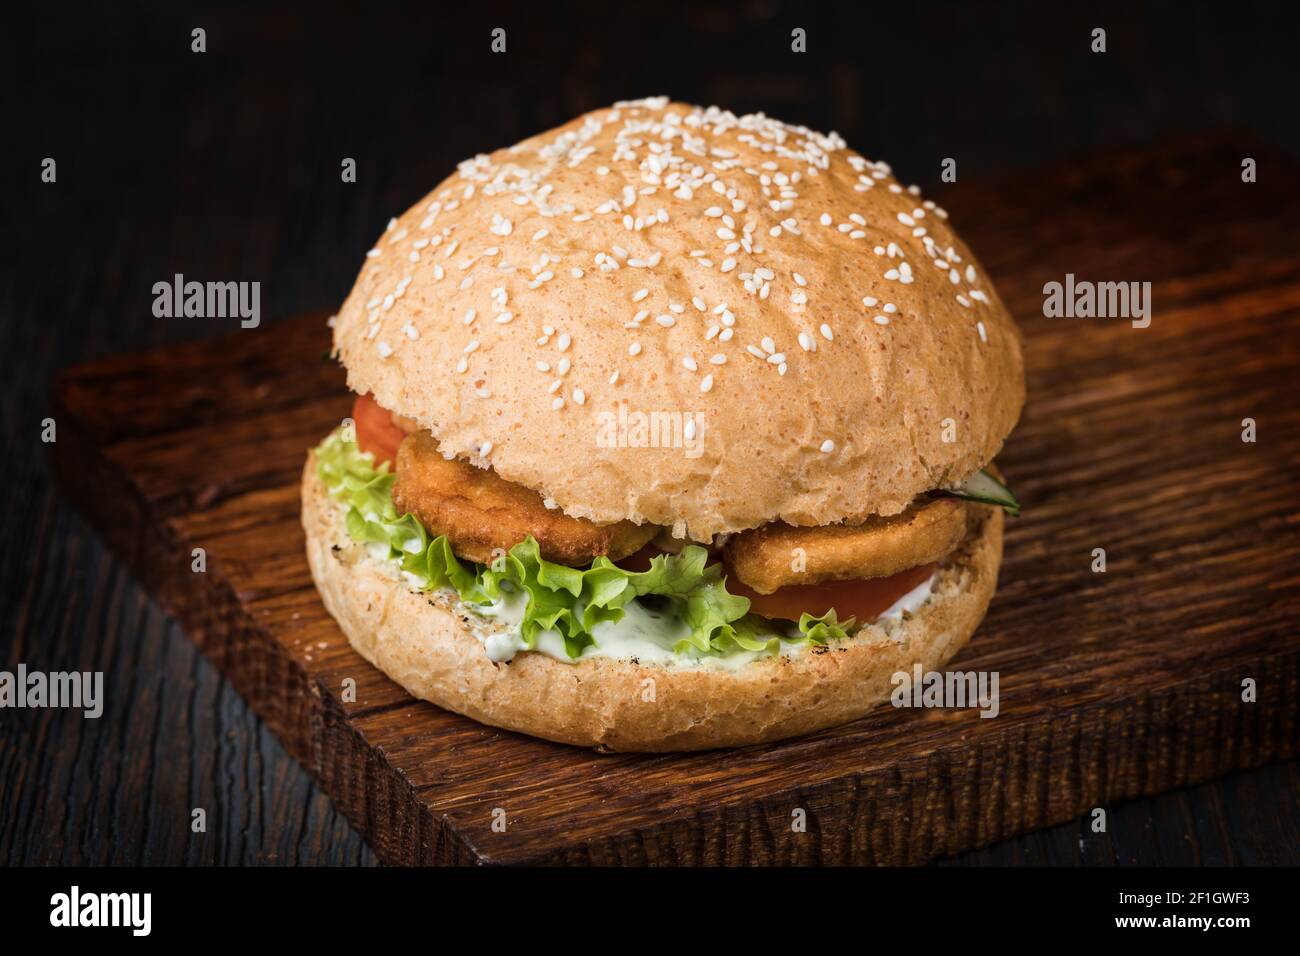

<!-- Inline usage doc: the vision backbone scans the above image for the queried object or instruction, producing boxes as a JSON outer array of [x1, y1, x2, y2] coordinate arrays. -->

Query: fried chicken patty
[[392, 431, 657, 565], [723, 497, 970, 594]]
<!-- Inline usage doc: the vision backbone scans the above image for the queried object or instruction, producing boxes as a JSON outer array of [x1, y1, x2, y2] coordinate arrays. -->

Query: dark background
[[3, 1, 1299, 865]]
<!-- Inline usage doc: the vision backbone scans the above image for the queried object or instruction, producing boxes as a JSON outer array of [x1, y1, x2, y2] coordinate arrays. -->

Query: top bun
[[333, 97, 1024, 541]]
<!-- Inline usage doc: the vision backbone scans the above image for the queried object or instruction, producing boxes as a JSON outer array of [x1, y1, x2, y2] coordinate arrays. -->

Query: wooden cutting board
[[50, 136, 1300, 865]]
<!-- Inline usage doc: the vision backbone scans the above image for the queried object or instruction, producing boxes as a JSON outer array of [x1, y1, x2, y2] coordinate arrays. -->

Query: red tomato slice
[[725, 562, 938, 623], [351, 393, 407, 465], [617, 545, 937, 624]]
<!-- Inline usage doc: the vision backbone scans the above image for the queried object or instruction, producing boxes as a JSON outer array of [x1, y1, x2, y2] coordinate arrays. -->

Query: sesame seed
[[700, 374, 714, 393], [573, 388, 586, 405], [629, 342, 642, 356], [377, 341, 393, 358], [552, 396, 565, 410], [977, 321, 988, 342], [819, 323, 834, 341], [655, 314, 675, 328], [820, 439, 835, 453]]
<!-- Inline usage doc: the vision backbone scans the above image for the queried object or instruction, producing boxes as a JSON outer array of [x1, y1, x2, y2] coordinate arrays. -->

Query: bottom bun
[[302, 453, 1004, 752]]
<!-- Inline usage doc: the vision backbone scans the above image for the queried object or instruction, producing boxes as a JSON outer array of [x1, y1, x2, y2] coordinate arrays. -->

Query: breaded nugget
[[724, 497, 969, 594], [392, 431, 657, 565]]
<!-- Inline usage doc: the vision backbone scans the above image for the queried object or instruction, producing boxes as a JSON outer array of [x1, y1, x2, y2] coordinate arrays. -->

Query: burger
[[303, 97, 1024, 751]]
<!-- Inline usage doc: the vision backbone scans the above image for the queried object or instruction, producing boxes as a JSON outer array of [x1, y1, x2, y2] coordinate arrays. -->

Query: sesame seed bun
[[333, 97, 1024, 540], [302, 452, 1003, 751]]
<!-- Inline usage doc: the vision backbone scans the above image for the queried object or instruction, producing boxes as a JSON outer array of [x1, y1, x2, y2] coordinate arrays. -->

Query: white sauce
[[464, 572, 938, 670]]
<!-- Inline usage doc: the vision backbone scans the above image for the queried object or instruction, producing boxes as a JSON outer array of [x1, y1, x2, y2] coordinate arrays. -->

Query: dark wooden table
[[3, 2, 1299, 865]]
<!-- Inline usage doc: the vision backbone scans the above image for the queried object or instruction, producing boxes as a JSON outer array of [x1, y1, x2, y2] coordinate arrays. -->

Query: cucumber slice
[[943, 469, 1021, 516]]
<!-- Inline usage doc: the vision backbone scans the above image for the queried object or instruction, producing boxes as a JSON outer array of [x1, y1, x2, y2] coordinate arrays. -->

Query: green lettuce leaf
[[315, 428, 868, 661], [709, 614, 786, 656], [797, 609, 856, 643]]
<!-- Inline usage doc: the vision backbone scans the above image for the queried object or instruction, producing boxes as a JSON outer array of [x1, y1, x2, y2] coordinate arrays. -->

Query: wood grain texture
[[44, 135, 1300, 866]]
